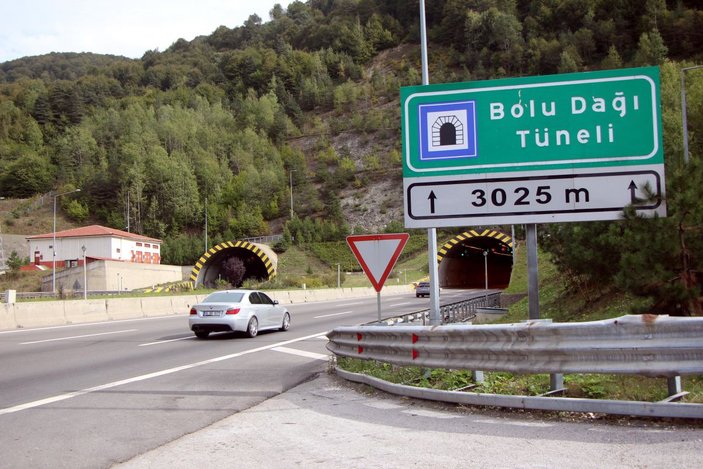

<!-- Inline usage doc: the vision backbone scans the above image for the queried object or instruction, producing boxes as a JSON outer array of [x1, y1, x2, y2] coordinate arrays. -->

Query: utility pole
[[681, 65, 703, 164], [204, 196, 208, 252], [289, 170, 297, 219]]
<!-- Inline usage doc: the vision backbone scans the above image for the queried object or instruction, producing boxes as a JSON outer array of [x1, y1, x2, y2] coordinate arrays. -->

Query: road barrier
[[0, 285, 414, 330], [328, 314, 703, 377], [327, 314, 703, 418], [370, 292, 500, 326]]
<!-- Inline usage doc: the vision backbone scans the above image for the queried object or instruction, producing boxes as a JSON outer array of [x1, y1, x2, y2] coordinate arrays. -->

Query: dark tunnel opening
[[199, 248, 270, 288], [439, 235, 513, 290]]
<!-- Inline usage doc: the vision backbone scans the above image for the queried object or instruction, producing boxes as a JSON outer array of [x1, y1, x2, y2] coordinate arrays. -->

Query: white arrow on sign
[[346, 233, 410, 293]]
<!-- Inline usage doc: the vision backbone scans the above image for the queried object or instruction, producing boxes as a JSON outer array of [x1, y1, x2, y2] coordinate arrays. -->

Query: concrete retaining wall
[[0, 285, 413, 331]]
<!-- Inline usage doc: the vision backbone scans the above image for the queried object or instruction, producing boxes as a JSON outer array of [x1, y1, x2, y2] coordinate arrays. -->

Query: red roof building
[[26, 225, 162, 268]]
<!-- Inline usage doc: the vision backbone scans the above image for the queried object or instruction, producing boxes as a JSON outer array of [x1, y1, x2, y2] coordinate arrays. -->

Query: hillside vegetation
[[1, 1, 703, 314]]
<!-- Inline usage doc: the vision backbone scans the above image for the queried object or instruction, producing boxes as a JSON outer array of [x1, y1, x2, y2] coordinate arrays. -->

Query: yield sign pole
[[418, 0, 441, 325], [346, 233, 410, 321]]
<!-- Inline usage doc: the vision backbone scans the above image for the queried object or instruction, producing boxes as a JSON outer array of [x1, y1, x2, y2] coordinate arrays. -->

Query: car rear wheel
[[194, 331, 210, 339], [280, 312, 290, 331], [246, 317, 258, 338]]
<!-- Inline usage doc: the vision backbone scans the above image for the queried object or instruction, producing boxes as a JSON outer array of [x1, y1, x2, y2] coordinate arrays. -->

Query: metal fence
[[242, 235, 283, 245], [370, 292, 501, 326], [1, 290, 129, 302]]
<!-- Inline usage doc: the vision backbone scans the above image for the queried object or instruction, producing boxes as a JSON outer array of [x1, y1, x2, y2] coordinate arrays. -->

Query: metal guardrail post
[[550, 373, 564, 393], [668, 376, 682, 396]]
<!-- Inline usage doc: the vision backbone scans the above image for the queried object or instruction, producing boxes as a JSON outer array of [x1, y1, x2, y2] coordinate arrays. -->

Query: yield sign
[[346, 233, 410, 292]]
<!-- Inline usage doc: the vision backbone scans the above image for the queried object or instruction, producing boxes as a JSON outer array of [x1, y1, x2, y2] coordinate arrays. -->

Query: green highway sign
[[401, 67, 666, 228]]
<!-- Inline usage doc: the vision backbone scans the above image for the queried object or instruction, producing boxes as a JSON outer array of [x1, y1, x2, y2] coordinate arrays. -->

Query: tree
[[7, 250, 26, 273], [633, 29, 669, 66], [222, 256, 246, 287], [64, 199, 89, 222], [601, 45, 623, 70], [541, 61, 703, 316], [1, 153, 55, 197]]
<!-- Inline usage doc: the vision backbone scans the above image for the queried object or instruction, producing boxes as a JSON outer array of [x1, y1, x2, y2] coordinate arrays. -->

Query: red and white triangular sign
[[346, 233, 410, 292]]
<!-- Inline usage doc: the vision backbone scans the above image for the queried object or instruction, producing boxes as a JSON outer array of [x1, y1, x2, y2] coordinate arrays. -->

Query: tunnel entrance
[[190, 241, 276, 288], [438, 230, 513, 290]]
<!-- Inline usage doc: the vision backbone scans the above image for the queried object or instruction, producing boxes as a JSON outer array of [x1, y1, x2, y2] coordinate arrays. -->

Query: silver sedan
[[189, 289, 290, 339]]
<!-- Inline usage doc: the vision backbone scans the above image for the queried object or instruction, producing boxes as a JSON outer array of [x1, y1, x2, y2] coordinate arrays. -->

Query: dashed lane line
[[20, 329, 138, 345]]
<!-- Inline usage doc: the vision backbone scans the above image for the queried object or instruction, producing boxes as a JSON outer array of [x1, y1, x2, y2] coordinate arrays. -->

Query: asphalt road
[[0, 289, 477, 468], [116, 372, 703, 469]]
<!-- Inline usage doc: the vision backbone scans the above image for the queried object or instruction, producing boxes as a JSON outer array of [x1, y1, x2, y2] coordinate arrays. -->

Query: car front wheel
[[246, 317, 258, 338], [280, 312, 291, 331], [194, 331, 210, 339]]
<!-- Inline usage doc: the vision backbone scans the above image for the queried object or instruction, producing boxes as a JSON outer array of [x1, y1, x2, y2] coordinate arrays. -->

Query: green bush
[[64, 199, 89, 222]]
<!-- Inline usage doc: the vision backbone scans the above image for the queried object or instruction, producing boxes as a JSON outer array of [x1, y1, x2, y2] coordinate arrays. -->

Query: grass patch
[[337, 358, 703, 404]]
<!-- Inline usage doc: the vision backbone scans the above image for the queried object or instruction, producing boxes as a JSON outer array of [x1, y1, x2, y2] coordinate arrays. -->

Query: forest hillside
[[1, 0, 703, 313]]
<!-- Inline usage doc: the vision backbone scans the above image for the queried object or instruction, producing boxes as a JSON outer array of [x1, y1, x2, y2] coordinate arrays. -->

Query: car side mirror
[[273, 300, 279, 305]]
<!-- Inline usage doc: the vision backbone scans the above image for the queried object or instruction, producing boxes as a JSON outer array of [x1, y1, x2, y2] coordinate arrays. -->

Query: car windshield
[[203, 292, 244, 303]]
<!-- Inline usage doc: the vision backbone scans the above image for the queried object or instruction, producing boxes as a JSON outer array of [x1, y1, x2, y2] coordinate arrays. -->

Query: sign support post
[[419, 0, 441, 325], [526, 224, 540, 320], [376, 292, 382, 322]]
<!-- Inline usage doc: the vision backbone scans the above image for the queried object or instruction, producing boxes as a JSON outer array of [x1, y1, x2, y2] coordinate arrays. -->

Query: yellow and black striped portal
[[437, 229, 514, 290], [438, 229, 513, 264], [190, 240, 276, 288]]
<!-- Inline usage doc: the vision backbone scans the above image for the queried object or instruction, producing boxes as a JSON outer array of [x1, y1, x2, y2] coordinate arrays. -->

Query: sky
[[0, 0, 296, 63]]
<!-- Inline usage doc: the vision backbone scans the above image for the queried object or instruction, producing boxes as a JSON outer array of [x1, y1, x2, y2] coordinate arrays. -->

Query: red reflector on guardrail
[[358, 346, 364, 354], [412, 349, 419, 360], [357, 333, 362, 341], [412, 333, 419, 344]]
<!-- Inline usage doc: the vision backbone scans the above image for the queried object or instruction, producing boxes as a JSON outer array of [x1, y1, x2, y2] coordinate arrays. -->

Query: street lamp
[[483, 250, 489, 301], [289, 169, 297, 219], [681, 65, 703, 164], [82, 245, 87, 300], [52, 188, 80, 294]]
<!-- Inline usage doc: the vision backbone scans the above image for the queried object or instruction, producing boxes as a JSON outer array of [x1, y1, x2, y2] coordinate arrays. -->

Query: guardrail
[[329, 314, 703, 376], [1, 290, 129, 302], [327, 314, 703, 418], [371, 292, 501, 326]]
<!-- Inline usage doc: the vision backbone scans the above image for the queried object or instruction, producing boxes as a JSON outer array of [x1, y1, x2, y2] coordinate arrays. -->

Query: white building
[[26, 225, 162, 268]]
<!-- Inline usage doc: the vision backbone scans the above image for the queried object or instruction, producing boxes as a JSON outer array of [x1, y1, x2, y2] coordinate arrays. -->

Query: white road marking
[[0, 331, 328, 416], [0, 315, 181, 335], [475, 418, 553, 428], [139, 336, 194, 347], [20, 329, 138, 345], [402, 409, 463, 419], [271, 346, 328, 361], [390, 302, 412, 307], [336, 301, 364, 306], [314, 310, 354, 319]]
